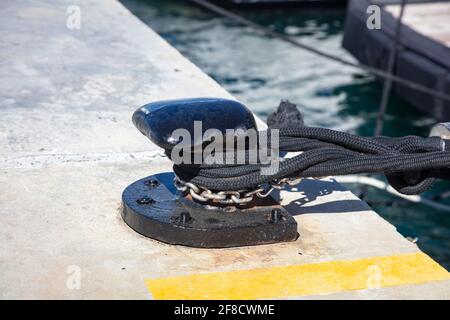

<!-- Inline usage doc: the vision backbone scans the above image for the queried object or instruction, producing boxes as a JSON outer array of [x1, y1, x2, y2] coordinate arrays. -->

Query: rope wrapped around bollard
[[124, 99, 450, 247], [171, 102, 450, 196]]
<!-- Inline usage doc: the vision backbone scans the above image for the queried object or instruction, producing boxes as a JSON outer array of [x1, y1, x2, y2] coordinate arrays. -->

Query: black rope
[[190, 0, 450, 104], [170, 102, 450, 195]]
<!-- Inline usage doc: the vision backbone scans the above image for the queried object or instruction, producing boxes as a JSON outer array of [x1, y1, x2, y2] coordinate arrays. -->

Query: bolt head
[[179, 211, 192, 224], [270, 208, 283, 223], [145, 179, 160, 187], [136, 197, 155, 205]]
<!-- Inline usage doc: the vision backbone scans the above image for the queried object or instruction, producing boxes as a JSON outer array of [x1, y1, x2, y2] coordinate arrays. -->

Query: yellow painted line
[[145, 252, 450, 299]]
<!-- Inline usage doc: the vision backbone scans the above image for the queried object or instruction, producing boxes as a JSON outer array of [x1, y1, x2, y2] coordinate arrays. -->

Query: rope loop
[[170, 102, 450, 196]]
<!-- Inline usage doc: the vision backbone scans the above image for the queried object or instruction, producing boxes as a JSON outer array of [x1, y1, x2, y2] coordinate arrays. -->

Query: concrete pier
[[0, 0, 449, 299]]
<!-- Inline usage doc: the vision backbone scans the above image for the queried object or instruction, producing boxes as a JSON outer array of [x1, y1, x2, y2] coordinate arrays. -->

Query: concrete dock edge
[[0, 0, 449, 299]]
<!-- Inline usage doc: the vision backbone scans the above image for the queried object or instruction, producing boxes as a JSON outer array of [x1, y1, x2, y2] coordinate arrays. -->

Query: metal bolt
[[270, 208, 282, 223], [145, 179, 159, 188], [136, 197, 155, 205], [179, 211, 191, 224]]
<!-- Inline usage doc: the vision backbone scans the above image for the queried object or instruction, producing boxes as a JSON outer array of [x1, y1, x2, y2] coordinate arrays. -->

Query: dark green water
[[121, 0, 450, 269]]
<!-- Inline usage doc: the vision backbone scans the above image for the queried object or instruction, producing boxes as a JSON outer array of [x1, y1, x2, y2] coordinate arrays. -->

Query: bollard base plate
[[121, 172, 299, 248]]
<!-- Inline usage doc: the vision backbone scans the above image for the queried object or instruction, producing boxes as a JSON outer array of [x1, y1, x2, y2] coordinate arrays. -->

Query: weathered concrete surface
[[0, 0, 449, 299], [0, 0, 239, 158]]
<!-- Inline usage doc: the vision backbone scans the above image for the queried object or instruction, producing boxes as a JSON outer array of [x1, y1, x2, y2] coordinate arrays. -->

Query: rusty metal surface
[[122, 172, 298, 248]]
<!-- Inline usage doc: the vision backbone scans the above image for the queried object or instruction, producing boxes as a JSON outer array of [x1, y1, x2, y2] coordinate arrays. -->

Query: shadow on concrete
[[158, 171, 371, 215], [278, 178, 372, 215]]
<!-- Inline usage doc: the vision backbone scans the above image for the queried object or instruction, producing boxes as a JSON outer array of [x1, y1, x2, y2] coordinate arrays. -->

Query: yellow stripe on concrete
[[145, 252, 450, 299]]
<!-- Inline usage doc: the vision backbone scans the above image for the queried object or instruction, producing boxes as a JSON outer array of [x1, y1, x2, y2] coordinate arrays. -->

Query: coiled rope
[[171, 102, 450, 196]]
